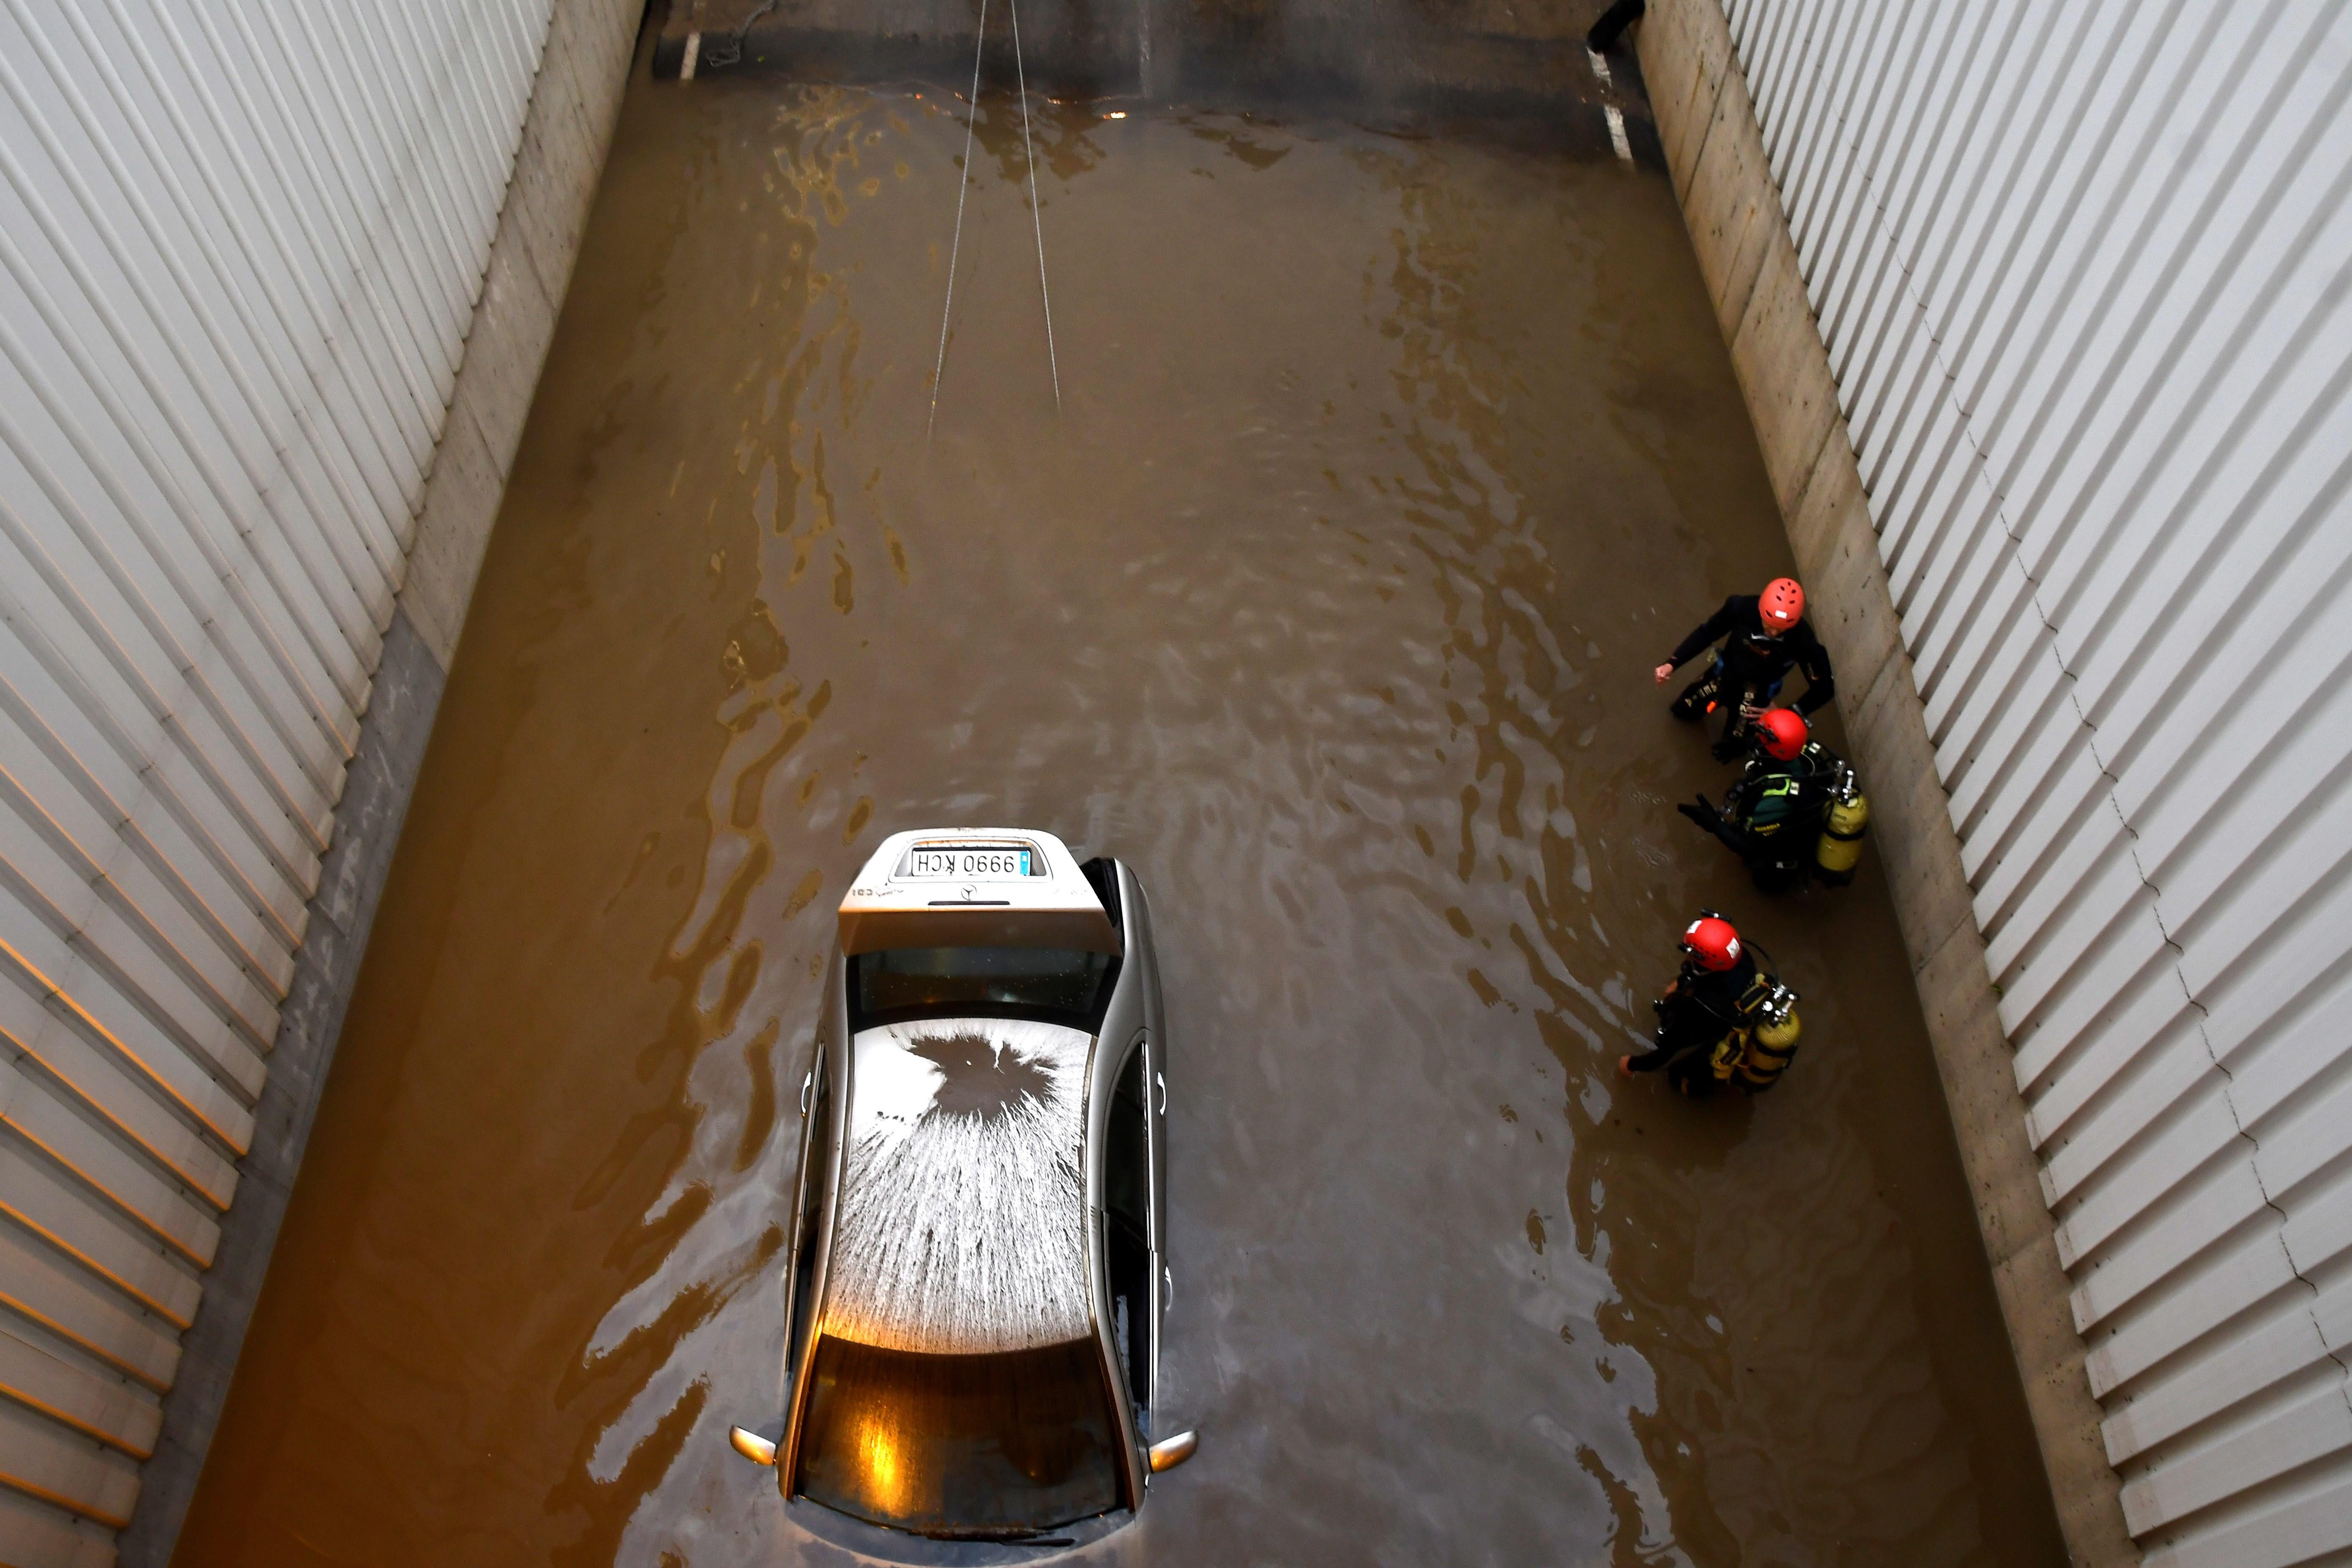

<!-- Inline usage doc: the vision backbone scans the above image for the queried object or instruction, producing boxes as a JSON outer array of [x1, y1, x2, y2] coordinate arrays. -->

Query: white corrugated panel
[[0, 0, 554, 1553], [1717, 0, 2352, 1561]]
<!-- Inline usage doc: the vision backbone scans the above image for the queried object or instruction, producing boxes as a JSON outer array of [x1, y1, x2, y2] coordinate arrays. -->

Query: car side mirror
[[728, 1425, 778, 1466], [1146, 1430, 1198, 1473]]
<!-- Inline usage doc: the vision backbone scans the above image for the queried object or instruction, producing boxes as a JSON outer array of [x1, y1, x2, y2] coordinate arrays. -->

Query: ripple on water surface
[[174, 74, 2063, 1568]]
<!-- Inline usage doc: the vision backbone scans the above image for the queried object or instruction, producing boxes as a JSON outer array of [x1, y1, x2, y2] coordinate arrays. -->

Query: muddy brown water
[[173, 63, 2067, 1568]]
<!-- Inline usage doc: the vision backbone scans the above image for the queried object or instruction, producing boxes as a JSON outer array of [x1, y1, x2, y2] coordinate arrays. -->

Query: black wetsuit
[[1680, 744, 1841, 893], [1664, 596, 1835, 756], [1626, 950, 1761, 1097]]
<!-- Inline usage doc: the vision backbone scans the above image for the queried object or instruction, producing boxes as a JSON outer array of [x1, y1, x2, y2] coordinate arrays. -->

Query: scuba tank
[[1814, 761, 1870, 886], [1699, 945, 1801, 1093], [1735, 980, 1801, 1092]]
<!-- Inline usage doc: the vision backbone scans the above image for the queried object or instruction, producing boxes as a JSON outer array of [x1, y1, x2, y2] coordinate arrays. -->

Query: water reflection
[[175, 68, 2062, 1568]]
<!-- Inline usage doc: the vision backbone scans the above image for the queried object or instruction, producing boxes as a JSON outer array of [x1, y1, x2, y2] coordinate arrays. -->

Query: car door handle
[[1154, 1072, 1166, 1115], [800, 1070, 814, 1116], [1162, 1265, 1173, 1312]]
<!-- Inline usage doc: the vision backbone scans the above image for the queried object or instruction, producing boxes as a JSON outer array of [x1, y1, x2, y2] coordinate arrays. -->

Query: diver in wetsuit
[[1617, 914, 1761, 1098], [1677, 709, 1845, 893], [1655, 577, 1836, 760]]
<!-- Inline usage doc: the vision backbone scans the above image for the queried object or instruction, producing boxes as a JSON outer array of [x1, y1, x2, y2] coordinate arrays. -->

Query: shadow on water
[[173, 44, 2066, 1568]]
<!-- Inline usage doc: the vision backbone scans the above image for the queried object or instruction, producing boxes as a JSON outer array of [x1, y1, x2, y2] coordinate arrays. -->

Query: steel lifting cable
[[1007, 0, 1062, 411], [927, 0, 990, 439]]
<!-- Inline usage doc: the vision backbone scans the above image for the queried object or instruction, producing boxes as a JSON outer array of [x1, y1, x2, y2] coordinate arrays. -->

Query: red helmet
[[1682, 915, 1742, 972], [1759, 577, 1805, 632], [1756, 707, 1809, 761]]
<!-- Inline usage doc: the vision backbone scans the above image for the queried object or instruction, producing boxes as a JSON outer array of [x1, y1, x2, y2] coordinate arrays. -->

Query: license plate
[[901, 844, 1034, 879]]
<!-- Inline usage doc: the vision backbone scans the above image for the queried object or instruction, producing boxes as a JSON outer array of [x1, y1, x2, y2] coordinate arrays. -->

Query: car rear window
[[851, 947, 1113, 1030], [795, 1335, 1124, 1535]]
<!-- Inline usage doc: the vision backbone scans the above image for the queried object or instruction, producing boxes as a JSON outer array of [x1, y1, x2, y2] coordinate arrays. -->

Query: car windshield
[[850, 947, 1114, 1031], [795, 1335, 1124, 1535]]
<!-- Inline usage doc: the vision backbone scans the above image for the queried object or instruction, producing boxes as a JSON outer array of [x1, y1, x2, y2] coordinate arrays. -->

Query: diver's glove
[[1679, 795, 1745, 850]]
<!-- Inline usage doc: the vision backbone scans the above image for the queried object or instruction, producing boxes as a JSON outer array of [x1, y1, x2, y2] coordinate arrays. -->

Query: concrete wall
[[0, 1, 642, 1563], [1638, 3, 2352, 1566], [1631, 2, 2131, 1562]]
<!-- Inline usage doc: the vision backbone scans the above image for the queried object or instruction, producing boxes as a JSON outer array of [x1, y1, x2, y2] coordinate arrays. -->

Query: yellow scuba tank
[[1731, 973, 1797, 1100], [1735, 982, 1801, 1091], [1815, 765, 1870, 885], [1756, 1008, 1800, 1050]]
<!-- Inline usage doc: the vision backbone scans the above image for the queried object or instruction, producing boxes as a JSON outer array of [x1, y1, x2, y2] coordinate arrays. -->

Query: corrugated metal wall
[[1712, 2, 2352, 1563], [0, 0, 555, 1557]]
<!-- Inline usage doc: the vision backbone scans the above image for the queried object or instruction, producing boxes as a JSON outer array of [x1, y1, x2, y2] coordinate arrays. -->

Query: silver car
[[728, 829, 1194, 1551]]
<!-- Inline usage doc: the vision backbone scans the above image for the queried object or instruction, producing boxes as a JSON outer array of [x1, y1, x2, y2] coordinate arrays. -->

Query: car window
[[794, 1335, 1123, 1533], [1104, 1043, 1152, 1420], [789, 1043, 833, 1376], [850, 947, 1116, 1032]]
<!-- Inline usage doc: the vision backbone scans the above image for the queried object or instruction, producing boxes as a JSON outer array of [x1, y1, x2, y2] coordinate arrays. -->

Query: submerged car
[[728, 828, 1194, 1551]]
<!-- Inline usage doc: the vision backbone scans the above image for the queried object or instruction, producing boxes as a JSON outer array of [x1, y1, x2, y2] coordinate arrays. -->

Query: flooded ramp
[[172, 55, 2066, 1568]]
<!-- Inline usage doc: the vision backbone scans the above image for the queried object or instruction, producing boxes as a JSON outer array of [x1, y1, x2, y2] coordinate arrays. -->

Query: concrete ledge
[[1634, 4, 2135, 1565], [115, 3, 645, 1563], [115, 612, 446, 1568], [402, 0, 645, 672]]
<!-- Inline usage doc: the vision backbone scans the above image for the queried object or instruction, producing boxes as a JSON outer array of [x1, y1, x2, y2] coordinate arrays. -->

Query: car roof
[[821, 1015, 1096, 1356], [837, 828, 1119, 957]]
